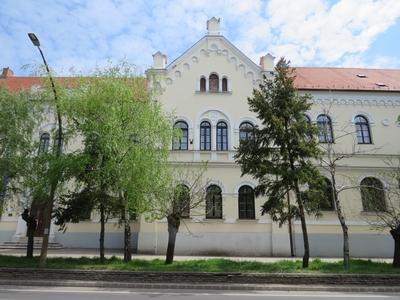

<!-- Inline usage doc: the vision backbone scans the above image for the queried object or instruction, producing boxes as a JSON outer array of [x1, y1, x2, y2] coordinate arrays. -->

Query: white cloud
[[0, 0, 399, 75], [267, 0, 400, 65]]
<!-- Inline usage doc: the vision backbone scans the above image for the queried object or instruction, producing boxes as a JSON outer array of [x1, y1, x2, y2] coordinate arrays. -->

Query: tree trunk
[[26, 216, 36, 258], [38, 193, 55, 268], [123, 206, 132, 262], [99, 203, 105, 262], [390, 228, 400, 268], [165, 215, 180, 265], [287, 190, 295, 257], [22, 209, 36, 258], [333, 189, 350, 268], [294, 181, 309, 268], [27, 233, 34, 258]]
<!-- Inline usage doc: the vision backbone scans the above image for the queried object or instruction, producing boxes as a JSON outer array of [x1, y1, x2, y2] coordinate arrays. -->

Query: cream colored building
[[1, 17, 399, 257]]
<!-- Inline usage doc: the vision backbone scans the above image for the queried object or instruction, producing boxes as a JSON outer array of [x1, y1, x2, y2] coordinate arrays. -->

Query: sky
[[1, 0, 400, 76]]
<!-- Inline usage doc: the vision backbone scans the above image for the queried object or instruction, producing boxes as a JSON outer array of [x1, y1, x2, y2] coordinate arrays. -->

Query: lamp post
[[28, 33, 58, 102], [28, 33, 63, 267]]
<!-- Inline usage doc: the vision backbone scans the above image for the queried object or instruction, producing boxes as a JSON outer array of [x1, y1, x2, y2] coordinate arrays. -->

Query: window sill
[[237, 218, 258, 222], [195, 91, 232, 95]]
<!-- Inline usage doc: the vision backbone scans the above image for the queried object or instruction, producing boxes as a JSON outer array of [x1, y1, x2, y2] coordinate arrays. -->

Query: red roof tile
[[294, 67, 400, 92], [2, 68, 400, 93]]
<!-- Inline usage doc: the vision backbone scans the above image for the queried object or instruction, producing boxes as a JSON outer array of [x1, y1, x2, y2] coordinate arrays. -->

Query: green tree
[[63, 63, 172, 261], [147, 163, 209, 264], [235, 58, 324, 268], [0, 86, 43, 257], [365, 158, 400, 268], [54, 133, 119, 262]]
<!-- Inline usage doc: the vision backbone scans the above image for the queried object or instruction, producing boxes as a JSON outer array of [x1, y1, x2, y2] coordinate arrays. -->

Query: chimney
[[259, 54, 275, 72], [1, 67, 14, 79], [207, 17, 221, 35], [152, 51, 167, 69]]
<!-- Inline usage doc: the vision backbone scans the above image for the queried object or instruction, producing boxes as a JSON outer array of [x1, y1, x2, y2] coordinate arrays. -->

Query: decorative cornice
[[303, 91, 400, 107]]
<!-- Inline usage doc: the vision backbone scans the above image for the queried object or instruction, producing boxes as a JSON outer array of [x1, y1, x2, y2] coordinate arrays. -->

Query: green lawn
[[0, 255, 399, 274]]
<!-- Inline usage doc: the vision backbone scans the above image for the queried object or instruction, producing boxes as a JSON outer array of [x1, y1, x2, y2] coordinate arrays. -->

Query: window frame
[[360, 177, 386, 212], [239, 122, 254, 142], [238, 185, 255, 219], [209, 73, 219, 93], [172, 121, 189, 150], [38, 132, 50, 154], [200, 121, 211, 151], [222, 77, 228, 92], [206, 185, 223, 219], [354, 115, 372, 144], [200, 77, 206, 92], [317, 114, 334, 143], [216, 121, 228, 151], [320, 178, 335, 211]]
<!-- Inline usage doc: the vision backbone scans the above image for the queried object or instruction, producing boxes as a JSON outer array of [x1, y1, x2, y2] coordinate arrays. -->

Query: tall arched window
[[200, 77, 206, 92], [355, 115, 372, 144], [38, 132, 50, 154], [360, 177, 386, 212], [304, 115, 312, 140], [200, 121, 211, 151], [320, 178, 334, 211], [216, 121, 228, 151], [172, 121, 188, 150], [317, 114, 334, 143], [174, 184, 190, 218], [239, 122, 254, 142], [209, 74, 219, 92], [53, 130, 64, 154], [238, 185, 255, 219], [206, 185, 222, 219], [222, 77, 228, 92]]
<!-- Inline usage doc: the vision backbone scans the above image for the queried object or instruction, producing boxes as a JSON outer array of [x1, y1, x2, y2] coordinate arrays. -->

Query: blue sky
[[1, 0, 400, 76]]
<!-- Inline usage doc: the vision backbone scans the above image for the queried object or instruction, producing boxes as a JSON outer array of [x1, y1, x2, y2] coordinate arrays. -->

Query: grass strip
[[0, 255, 399, 274]]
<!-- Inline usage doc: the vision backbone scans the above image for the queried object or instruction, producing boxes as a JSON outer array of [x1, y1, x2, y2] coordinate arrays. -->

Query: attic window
[[375, 82, 387, 87], [356, 74, 367, 78]]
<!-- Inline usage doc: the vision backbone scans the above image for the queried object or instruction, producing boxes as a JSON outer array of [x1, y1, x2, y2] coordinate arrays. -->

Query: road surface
[[0, 286, 399, 300]]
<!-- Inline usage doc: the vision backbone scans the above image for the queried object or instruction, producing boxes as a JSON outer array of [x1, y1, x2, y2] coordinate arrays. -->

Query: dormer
[[207, 17, 220, 35]]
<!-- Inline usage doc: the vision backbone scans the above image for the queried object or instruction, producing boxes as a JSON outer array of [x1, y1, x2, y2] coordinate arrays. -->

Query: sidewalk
[[0, 248, 393, 263]]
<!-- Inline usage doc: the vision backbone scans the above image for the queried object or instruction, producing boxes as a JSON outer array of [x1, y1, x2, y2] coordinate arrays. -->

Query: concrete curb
[[1, 279, 400, 293]]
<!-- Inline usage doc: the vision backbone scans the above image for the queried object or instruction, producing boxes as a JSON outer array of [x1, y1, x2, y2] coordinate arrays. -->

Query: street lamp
[[28, 32, 62, 267], [27, 33, 58, 102]]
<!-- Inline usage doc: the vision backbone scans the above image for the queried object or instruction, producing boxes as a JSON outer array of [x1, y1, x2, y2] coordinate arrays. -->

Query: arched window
[[317, 114, 334, 143], [216, 121, 228, 151], [320, 178, 335, 211], [174, 184, 190, 218], [238, 185, 255, 219], [304, 115, 312, 140], [222, 77, 228, 92], [206, 185, 222, 219], [200, 121, 211, 151], [355, 115, 372, 144], [200, 77, 206, 92], [209, 74, 219, 92], [172, 121, 188, 150], [239, 122, 254, 142], [360, 177, 386, 212], [38, 132, 50, 154], [53, 130, 64, 154]]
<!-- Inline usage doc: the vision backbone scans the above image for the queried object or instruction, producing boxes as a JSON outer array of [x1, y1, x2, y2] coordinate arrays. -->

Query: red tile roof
[[2, 67, 400, 92], [294, 67, 400, 92]]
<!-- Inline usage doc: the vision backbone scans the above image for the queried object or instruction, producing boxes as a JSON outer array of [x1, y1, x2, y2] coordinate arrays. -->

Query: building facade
[[1, 17, 400, 257]]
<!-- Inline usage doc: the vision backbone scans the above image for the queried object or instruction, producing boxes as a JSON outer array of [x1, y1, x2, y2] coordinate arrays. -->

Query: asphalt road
[[0, 287, 399, 300]]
